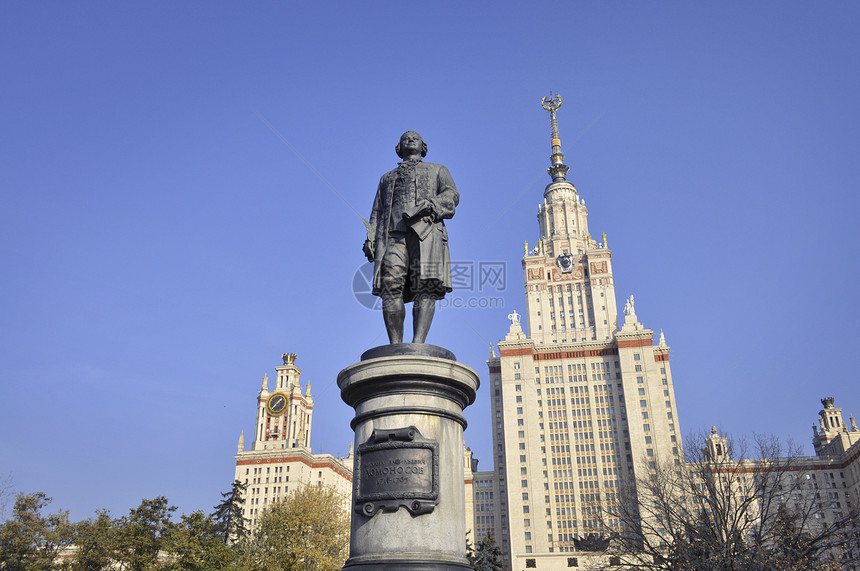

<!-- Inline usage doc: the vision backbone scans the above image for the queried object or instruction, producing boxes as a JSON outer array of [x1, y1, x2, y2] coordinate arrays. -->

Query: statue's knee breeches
[[380, 233, 411, 300]]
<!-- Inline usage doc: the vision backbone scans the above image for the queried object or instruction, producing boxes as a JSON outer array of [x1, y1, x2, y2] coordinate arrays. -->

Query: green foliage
[[164, 511, 232, 571], [67, 510, 117, 571], [0, 485, 351, 571], [238, 484, 349, 571], [0, 492, 73, 571], [212, 479, 248, 544], [114, 496, 177, 571], [472, 531, 504, 571]]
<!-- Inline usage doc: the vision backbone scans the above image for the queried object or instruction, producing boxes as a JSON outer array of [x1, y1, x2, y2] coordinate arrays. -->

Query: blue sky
[[2, 2, 858, 522]]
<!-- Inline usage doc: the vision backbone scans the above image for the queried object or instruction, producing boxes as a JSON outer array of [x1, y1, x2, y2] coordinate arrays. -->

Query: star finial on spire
[[541, 92, 570, 182]]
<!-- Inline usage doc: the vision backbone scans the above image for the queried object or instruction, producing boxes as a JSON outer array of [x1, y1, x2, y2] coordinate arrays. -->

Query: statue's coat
[[367, 161, 459, 302]]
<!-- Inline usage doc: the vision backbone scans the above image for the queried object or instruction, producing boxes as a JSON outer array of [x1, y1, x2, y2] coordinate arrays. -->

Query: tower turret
[[253, 353, 313, 451], [813, 397, 860, 456], [522, 94, 618, 344]]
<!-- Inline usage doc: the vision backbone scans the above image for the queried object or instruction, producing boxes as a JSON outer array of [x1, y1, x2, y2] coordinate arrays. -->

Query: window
[[526, 559, 536, 567], [568, 557, 579, 567]]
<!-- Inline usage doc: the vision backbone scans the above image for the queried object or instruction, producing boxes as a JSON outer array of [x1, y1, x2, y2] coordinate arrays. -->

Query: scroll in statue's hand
[[402, 199, 435, 222]]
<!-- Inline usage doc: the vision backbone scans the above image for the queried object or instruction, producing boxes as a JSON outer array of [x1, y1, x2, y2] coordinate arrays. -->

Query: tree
[[238, 484, 349, 571], [113, 496, 177, 571], [472, 531, 504, 571], [212, 479, 248, 544], [0, 492, 73, 571], [164, 510, 231, 571], [67, 509, 118, 571], [607, 430, 860, 570]]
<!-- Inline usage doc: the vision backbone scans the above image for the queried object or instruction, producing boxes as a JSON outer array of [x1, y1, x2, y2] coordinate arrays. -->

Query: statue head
[[395, 131, 427, 159]]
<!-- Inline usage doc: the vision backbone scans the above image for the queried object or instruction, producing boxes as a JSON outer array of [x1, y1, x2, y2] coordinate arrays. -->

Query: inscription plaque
[[354, 426, 439, 516]]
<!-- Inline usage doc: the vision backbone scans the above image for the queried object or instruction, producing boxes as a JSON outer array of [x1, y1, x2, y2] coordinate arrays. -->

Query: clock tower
[[253, 352, 313, 450], [235, 353, 353, 529]]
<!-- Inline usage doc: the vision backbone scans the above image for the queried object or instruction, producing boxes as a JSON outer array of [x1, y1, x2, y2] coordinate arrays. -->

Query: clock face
[[556, 253, 574, 274], [266, 393, 287, 416]]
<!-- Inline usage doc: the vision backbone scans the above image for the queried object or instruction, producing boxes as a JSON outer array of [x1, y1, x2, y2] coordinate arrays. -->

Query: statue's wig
[[395, 131, 428, 158]]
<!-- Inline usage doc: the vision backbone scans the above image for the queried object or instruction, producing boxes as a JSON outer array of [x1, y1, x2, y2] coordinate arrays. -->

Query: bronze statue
[[363, 131, 459, 344]]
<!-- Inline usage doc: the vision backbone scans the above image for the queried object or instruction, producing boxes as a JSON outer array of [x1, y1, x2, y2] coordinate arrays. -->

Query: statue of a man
[[363, 131, 459, 344]]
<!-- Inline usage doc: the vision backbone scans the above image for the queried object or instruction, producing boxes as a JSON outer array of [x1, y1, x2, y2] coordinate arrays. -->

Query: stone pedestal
[[338, 344, 479, 571]]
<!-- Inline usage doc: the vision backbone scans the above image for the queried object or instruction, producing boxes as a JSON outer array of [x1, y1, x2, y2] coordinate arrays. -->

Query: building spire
[[541, 92, 570, 182]]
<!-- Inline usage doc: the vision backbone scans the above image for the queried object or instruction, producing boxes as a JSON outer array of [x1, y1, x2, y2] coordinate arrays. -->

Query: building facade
[[477, 96, 683, 570], [703, 399, 860, 537], [234, 353, 353, 528], [679, 399, 860, 569]]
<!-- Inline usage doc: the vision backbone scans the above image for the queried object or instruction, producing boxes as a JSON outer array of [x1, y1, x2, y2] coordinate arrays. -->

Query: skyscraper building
[[482, 94, 683, 569]]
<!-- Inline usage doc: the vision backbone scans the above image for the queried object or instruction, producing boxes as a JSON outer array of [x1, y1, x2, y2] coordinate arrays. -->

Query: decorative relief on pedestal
[[590, 261, 608, 275], [354, 426, 439, 517]]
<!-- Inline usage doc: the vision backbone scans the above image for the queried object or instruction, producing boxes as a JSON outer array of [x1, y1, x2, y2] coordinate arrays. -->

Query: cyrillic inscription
[[360, 448, 432, 496], [354, 426, 439, 516]]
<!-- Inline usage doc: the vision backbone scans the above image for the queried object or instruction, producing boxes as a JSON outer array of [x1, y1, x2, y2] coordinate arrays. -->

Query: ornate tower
[[523, 93, 618, 345], [253, 352, 313, 450], [813, 397, 860, 456], [234, 354, 352, 530], [484, 95, 682, 569]]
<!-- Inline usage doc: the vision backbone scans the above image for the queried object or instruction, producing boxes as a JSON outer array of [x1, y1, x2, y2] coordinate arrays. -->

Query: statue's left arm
[[428, 165, 459, 221]]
